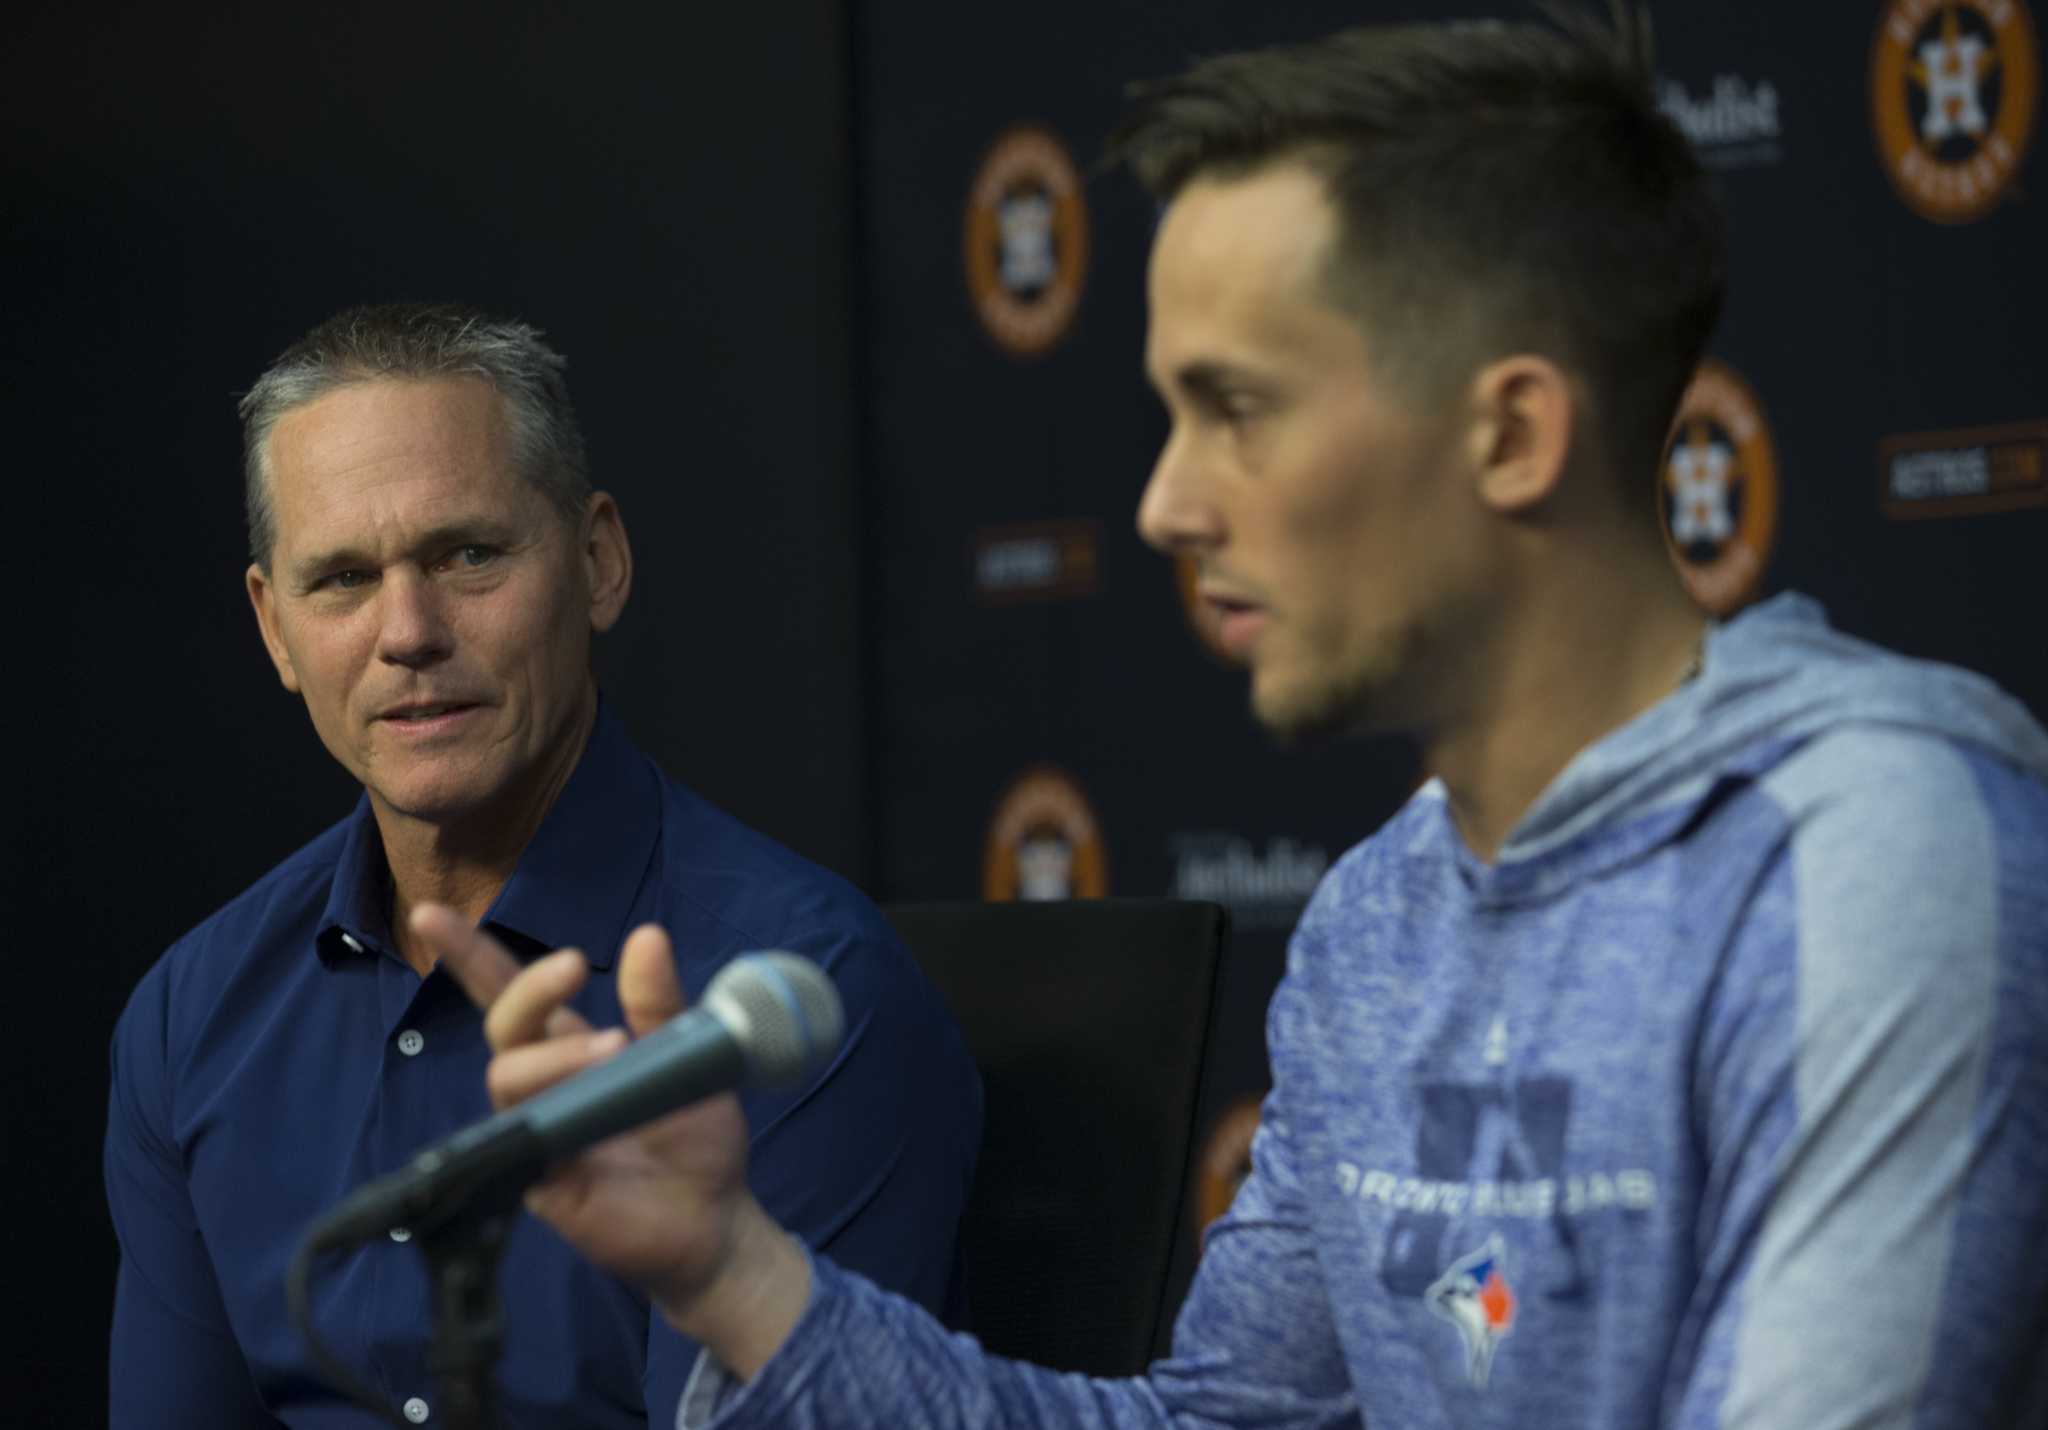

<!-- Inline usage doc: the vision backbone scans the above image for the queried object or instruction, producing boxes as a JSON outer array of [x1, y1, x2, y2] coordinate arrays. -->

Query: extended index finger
[[412, 902, 594, 1039]]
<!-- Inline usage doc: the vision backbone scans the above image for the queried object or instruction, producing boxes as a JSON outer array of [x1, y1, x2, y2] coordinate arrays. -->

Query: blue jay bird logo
[[1425, 1233, 1519, 1389]]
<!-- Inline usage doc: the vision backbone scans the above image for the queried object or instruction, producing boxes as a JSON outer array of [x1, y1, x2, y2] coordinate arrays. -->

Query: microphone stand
[[412, 1177, 524, 1430], [293, 952, 840, 1426]]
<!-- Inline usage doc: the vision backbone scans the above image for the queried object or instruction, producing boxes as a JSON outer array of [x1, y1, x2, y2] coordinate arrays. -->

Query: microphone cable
[[287, 1222, 410, 1427]]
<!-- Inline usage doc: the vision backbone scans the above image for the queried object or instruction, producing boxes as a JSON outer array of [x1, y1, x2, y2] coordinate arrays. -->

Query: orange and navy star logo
[[1871, 0, 2040, 224]]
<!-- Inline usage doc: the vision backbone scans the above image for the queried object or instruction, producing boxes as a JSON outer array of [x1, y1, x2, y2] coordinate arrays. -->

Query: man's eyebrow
[[1166, 360, 1268, 400], [286, 519, 520, 586], [287, 545, 373, 587], [410, 518, 519, 553]]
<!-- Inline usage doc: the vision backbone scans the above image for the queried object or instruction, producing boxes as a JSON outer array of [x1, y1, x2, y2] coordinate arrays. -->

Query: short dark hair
[[239, 302, 592, 568], [1108, 4, 1724, 482]]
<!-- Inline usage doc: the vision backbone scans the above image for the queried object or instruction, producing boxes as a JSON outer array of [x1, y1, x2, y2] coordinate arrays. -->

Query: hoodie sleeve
[[1671, 728, 2048, 1429], [686, 974, 1360, 1430]]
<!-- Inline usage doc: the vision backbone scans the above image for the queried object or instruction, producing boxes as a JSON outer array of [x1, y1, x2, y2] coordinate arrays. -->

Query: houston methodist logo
[[1871, 0, 2040, 223], [964, 125, 1090, 357], [1660, 359, 1779, 617], [1656, 70, 1784, 170], [982, 765, 1108, 900]]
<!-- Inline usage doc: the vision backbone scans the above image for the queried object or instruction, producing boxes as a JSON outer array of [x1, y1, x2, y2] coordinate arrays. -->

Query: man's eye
[[1210, 393, 1262, 425], [326, 569, 373, 591], [439, 545, 498, 571]]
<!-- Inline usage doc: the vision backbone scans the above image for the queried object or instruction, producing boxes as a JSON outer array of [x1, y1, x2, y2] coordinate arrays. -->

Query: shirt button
[[403, 1397, 430, 1423], [397, 1029, 425, 1057], [389, 1226, 412, 1243]]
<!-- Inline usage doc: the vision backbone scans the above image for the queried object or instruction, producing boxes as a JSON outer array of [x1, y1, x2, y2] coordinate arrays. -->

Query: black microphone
[[305, 951, 844, 1247]]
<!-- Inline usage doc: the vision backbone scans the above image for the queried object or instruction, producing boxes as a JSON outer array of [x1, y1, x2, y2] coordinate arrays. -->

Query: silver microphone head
[[701, 953, 845, 1084]]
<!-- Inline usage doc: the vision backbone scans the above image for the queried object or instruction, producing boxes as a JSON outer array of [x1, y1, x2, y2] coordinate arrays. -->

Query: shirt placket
[[363, 951, 488, 1427]]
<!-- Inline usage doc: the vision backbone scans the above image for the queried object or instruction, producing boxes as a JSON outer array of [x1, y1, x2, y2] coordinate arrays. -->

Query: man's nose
[[1135, 427, 1224, 556], [375, 570, 453, 669]]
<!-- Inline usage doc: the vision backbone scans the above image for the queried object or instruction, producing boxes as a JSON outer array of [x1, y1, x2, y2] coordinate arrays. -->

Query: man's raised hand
[[414, 905, 811, 1377]]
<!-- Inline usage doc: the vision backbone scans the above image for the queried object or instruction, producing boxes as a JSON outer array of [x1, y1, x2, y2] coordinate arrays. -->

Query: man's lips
[[377, 700, 484, 731], [1200, 589, 1268, 656]]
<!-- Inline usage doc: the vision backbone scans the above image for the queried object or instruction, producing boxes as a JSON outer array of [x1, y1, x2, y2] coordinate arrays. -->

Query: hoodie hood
[[1427, 593, 2048, 904]]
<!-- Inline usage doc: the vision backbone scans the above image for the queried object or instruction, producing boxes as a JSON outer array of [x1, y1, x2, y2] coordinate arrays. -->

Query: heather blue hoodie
[[689, 594, 2048, 1429]]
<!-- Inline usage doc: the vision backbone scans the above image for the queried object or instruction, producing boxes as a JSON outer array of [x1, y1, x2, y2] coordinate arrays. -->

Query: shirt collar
[[315, 700, 661, 971], [315, 799, 397, 963]]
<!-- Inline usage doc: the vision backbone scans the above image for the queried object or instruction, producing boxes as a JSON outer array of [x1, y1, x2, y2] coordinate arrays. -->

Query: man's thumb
[[617, 923, 685, 1040]]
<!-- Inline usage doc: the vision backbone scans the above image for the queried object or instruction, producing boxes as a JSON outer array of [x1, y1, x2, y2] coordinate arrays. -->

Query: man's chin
[[1251, 675, 1382, 750], [365, 777, 497, 829]]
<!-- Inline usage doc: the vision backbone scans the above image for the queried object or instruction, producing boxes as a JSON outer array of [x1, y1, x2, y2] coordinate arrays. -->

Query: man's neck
[[374, 697, 598, 976], [1424, 545, 1707, 865]]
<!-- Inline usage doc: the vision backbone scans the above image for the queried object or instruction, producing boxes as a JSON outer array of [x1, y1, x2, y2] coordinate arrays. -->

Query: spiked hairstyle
[[1109, 4, 1724, 484]]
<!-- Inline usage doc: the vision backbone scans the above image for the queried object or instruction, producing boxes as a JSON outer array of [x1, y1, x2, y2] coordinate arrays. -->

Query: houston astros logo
[[964, 125, 1091, 357], [1660, 359, 1778, 617], [982, 765, 1108, 901], [1871, 0, 2040, 223]]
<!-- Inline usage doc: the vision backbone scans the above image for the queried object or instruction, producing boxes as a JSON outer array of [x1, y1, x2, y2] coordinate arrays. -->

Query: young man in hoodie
[[420, 10, 2048, 1429]]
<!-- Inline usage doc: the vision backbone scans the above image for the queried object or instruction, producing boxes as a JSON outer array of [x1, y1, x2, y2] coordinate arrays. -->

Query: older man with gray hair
[[103, 302, 980, 1429]]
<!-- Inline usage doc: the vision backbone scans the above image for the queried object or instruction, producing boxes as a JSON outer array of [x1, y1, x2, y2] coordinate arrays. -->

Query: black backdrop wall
[[9, 0, 2046, 1419]]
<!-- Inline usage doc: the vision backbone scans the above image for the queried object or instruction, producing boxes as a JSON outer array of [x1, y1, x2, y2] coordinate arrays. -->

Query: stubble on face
[[1141, 163, 1472, 751]]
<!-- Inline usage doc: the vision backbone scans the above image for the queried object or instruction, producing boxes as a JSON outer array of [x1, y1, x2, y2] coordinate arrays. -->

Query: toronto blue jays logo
[[1426, 1234, 1518, 1388]]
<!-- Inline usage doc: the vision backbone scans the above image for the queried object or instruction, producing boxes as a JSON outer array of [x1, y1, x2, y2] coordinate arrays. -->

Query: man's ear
[[1465, 355, 1574, 515], [582, 493, 633, 634], [246, 563, 302, 693]]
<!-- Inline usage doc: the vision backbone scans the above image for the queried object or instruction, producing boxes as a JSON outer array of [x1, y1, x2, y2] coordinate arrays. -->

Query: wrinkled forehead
[[265, 375, 509, 484], [262, 377, 538, 554]]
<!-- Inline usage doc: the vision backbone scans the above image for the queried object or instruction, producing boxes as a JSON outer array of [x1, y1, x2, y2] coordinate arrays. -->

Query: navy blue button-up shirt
[[106, 706, 980, 1427]]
